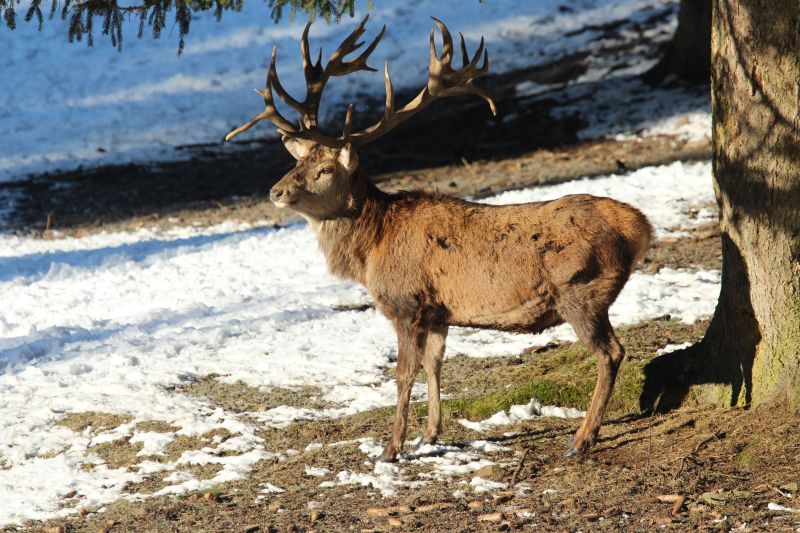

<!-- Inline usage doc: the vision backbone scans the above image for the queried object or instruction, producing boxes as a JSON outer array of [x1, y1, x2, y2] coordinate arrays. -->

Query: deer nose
[[270, 187, 286, 203]]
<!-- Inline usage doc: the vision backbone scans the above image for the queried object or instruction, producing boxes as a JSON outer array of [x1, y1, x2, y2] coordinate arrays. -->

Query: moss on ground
[[85, 427, 238, 475]]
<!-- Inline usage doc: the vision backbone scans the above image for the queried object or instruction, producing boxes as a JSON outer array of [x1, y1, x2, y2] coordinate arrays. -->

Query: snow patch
[[460, 399, 585, 433], [471, 476, 509, 494]]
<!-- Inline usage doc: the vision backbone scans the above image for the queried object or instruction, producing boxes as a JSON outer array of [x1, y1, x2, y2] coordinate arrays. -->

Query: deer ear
[[282, 136, 315, 160], [338, 143, 359, 173]]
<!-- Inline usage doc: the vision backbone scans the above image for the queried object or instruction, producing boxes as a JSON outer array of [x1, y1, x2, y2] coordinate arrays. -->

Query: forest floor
[[8, 27, 800, 533], [29, 393, 800, 532]]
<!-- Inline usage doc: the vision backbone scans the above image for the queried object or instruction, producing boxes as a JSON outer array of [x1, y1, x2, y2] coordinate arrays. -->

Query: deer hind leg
[[564, 312, 625, 457], [421, 326, 448, 445], [378, 319, 427, 463]]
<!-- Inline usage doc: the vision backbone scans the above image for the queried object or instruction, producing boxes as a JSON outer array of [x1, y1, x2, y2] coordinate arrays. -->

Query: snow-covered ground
[[0, 0, 697, 183], [0, 161, 719, 525]]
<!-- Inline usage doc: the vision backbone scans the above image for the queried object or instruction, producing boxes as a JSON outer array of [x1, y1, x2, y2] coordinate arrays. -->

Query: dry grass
[[178, 375, 328, 413], [58, 411, 133, 433]]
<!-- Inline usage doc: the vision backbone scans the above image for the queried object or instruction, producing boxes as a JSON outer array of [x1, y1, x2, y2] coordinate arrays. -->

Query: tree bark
[[646, 0, 711, 82], [641, 0, 800, 411]]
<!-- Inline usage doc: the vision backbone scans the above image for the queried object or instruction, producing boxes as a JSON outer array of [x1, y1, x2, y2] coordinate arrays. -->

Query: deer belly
[[444, 285, 560, 333]]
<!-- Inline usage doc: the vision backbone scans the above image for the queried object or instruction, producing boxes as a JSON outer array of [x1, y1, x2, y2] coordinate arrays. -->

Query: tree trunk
[[641, 0, 800, 411], [646, 0, 711, 82]]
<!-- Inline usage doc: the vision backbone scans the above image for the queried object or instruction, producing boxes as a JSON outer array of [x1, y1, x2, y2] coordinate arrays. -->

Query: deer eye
[[318, 166, 335, 177]]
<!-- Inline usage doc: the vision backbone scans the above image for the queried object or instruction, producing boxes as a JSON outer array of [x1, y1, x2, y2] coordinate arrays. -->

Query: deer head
[[226, 16, 496, 220], [268, 140, 362, 219]]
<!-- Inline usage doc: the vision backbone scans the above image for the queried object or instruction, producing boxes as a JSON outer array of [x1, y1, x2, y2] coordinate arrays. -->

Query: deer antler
[[225, 16, 495, 147], [225, 16, 385, 142]]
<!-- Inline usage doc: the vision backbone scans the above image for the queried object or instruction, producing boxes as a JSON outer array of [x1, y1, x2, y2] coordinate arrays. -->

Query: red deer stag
[[226, 17, 653, 461]]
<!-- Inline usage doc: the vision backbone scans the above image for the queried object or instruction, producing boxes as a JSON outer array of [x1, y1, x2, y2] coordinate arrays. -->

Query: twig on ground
[[510, 449, 530, 486], [671, 495, 686, 515], [706, 471, 750, 481], [642, 430, 654, 493], [771, 485, 791, 499]]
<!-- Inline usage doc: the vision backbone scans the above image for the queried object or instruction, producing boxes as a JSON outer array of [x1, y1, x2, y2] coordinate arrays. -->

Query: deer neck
[[311, 169, 388, 283]]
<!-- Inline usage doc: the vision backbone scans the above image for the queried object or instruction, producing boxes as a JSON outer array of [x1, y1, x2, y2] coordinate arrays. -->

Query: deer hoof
[[422, 436, 438, 446], [412, 438, 434, 452], [377, 452, 398, 463], [564, 439, 590, 457]]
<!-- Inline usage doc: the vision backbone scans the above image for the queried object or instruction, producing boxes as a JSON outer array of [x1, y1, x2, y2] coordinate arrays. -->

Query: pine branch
[[0, 0, 368, 54]]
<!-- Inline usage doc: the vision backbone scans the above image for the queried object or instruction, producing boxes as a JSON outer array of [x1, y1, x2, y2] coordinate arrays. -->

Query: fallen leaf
[[701, 490, 729, 506], [467, 501, 484, 511], [475, 464, 507, 482], [672, 496, 686, 516], [478, 512, 504, 522]]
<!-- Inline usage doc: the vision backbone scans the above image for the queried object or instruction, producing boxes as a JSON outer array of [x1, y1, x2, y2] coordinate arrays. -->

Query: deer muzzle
[[269, 185, 295, 207]]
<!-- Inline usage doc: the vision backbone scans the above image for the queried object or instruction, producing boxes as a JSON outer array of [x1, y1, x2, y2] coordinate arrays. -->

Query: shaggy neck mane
[[313, 168, 392, 283]]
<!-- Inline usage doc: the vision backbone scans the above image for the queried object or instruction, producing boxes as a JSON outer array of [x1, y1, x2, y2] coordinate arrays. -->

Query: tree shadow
[[0, 225, 277, 282], [640, 234, 759, 413]]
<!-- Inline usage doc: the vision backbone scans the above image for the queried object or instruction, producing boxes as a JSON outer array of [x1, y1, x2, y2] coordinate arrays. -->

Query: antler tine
[[328, 15, 369, 63], [336, 18, 496, 146], [294, 16, 385, 132], [458, 32, 470, 67], [300, 22, 323, 77], [225, 47, 300, 141], [431, 17, 453, 62], [479, 46, 489, 75], [458, 33, 486, 70], [426, 19, 495, 113], [383, 62, 396, 119], [343, 104, 354, 137], [346, 24, 386, 73], [268, 47, 307, 119], [327, 17, 386, 76], [336, 61, 400, 145]]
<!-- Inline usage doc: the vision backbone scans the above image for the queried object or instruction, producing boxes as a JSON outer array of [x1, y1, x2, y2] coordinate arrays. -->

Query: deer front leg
[[421, 326, 448, 445], [378, 319, 426, 463]]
